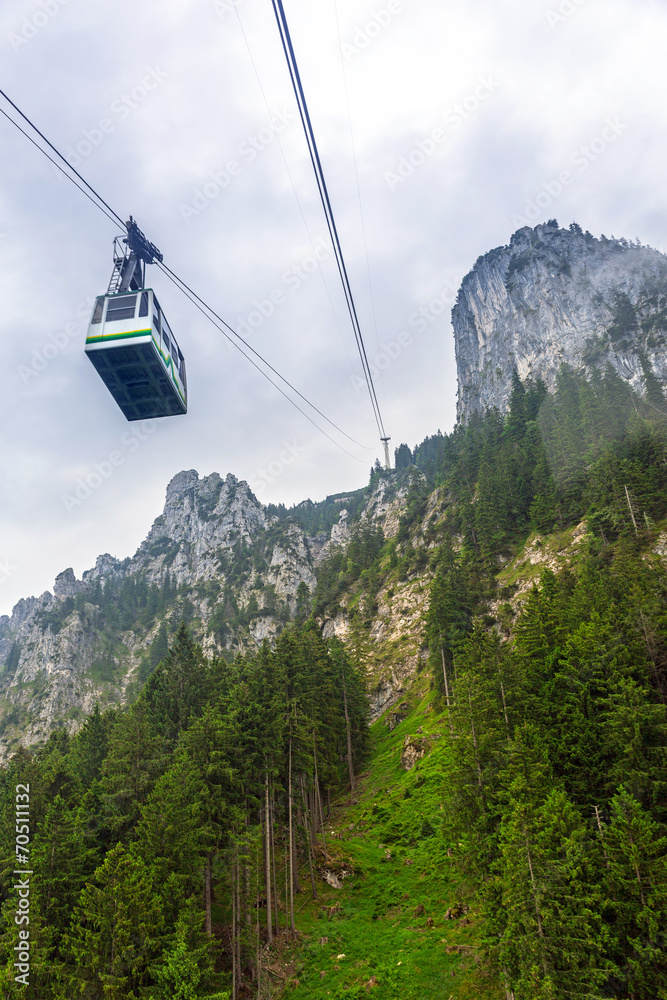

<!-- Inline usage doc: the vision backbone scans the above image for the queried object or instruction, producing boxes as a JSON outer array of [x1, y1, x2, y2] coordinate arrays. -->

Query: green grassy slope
[[281, 696, 503, 1000]]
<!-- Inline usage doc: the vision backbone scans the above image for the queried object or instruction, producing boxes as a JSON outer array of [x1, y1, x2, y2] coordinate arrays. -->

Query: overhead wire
[[332, 0, 383, 361], [0, 105, 124, 233], [231, 3, 360, 389], [269, 0, 390, 445], [0, 87, 368, 458], [155, 262, 365, 460], [0, 87, 125, 228], [156, 260, 366, 451]]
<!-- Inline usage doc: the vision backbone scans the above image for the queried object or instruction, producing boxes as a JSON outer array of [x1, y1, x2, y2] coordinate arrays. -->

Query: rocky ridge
[[0, 470, 420, 758], [0, 471, 319, 756]]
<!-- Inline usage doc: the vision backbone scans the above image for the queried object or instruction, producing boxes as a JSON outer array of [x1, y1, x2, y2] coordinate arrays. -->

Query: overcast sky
[[0, 0, 665, 615]]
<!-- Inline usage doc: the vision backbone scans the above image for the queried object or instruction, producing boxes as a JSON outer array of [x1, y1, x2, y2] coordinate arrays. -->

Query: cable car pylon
[[381, 436, 391, 471]]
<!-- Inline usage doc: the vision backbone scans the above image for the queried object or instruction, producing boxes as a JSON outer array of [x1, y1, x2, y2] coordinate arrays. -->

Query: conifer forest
[[0, 365, 666, 999]]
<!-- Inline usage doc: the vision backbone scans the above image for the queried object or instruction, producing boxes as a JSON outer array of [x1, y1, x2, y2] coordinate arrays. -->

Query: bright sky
[[0, 0, 665, 615]]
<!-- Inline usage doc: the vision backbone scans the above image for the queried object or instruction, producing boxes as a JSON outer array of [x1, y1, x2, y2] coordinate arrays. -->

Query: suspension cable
[[156, 263, 365, 460], [156, 261, 366, 452], [0, 87, 368, 457], [0, 87, 125, 228], [269, 0, 389, 446]]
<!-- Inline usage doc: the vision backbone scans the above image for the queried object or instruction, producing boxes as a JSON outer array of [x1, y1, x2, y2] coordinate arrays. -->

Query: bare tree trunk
[[244, 811, 251, 928], [269, 786, 279, 934], [264, 773, 273, 945], [309, 786, 317, 841], [502, 969, 515, 1000], [302, 776, 318, 899], [594, 805, 611, 871], [638, 609, 666, 702], [313, 733, 328, 859], [497, 656, 510, 735], [284, 832, 289, 934], [288, 736, 296, 935], [341, 665, 356, 791], [293, 787, 301, 895], [440, 641, 454, 736], [522, 822, 548, 976], [205, 853, 213, 936], [625, 484, 639, 535], [232, 859, 237, 1000]]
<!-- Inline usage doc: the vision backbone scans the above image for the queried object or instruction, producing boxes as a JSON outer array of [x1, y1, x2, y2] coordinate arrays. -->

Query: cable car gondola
[[85, 219, 187, 421]]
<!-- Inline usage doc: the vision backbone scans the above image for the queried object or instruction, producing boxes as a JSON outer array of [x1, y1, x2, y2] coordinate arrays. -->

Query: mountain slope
[[0, 471, 318, 757]]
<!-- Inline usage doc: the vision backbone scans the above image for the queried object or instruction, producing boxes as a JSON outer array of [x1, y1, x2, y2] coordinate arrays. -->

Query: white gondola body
[[85, 289, 187, 420]]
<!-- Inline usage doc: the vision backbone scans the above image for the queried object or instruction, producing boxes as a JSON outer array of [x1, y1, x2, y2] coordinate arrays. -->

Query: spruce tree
[[602, 789, 667, 998]]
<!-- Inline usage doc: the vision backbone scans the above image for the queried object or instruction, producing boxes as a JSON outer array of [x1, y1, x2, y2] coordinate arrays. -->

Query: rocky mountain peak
[[134, 470, 269, 588], [453, 221, 667, 420], [164, 468, 202, 506], [53, 568, 78, 599]]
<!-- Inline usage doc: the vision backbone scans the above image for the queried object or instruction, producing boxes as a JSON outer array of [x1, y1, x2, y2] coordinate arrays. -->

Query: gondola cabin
[[85, 289, 187, 420]]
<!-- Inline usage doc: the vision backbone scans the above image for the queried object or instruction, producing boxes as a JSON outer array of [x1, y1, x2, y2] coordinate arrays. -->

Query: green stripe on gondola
[[85, 328, 153, 345], [86, 328, 187, 407], [154, 344, 187, 406], [86, 323, 186, 402]]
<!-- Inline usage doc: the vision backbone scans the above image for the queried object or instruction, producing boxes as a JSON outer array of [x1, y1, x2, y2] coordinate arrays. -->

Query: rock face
[[129, 471, 314, 599], [0, 471, 318, 758], [453, 222, 667, 420], [0, 468, 428, 756]]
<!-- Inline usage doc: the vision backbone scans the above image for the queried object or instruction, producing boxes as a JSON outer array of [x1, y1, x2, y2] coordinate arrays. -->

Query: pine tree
[[100, 700, 167, 840], [65, 843, 166, 999], [178, 706, 240, 936], [141, 623, 211, 747], [153, 901, 222, 1000], [495, 730, 605, 999], [602, 789, 667, 998], [150, 620, 170, 668]]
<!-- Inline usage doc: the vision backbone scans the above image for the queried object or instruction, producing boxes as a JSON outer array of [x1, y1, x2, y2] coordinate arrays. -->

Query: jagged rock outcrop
[[0, 470, 321, 758], [0, 465, 432, 755], [453, 222, 667, 420], [129, 470, 314, 599]]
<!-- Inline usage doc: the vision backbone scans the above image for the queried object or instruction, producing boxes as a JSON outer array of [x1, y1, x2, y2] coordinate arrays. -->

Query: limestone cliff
[[0, 467, 435, 757], [453, 222, 667, 420], [0, 471, 317, 757]]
